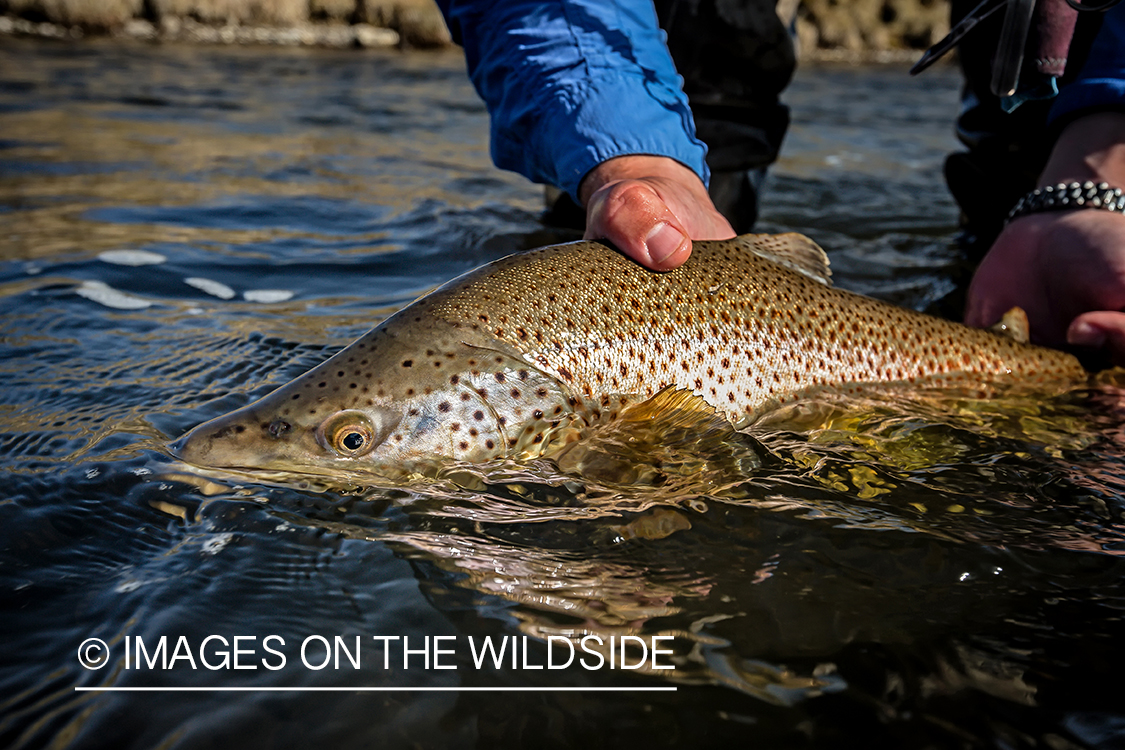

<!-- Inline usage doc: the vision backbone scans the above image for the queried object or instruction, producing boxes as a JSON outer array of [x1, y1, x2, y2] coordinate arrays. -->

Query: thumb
[[584, 180, 691, 271], [1068, 311, 1125, 364]]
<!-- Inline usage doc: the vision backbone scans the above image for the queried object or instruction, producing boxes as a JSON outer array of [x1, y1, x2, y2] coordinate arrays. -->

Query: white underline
[[75, 686, 676, 693]]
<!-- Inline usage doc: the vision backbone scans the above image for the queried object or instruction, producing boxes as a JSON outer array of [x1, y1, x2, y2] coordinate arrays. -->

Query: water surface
[[2, 38, 1124, 749]]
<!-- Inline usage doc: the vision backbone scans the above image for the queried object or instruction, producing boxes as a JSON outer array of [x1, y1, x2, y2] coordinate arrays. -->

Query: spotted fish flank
[[171, 233, 1085, 479]]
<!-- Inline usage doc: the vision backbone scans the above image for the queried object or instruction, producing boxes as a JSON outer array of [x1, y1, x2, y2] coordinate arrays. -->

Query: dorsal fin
[[989, 306, 1029, 344], [739, 232, 832, 286]]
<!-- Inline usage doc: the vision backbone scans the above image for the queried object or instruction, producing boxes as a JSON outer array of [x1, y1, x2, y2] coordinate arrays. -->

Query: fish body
[[171, 234, 1084, 478]]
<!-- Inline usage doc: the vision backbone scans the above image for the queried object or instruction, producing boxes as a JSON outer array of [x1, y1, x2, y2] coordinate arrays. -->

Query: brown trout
[[171, 233, 1084, 479]]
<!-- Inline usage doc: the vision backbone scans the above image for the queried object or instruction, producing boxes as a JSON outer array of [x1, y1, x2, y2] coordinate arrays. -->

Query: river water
[[2, 37, 1124, 749]]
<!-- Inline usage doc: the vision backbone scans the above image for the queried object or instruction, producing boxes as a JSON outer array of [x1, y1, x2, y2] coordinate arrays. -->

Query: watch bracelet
[[1006, 181, 1125, 222]]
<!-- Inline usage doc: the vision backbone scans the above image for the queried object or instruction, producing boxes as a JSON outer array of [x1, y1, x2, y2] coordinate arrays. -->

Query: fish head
[[170, 319, 579, 480]]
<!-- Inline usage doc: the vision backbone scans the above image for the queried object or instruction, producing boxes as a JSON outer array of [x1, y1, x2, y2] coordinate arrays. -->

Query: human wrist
[[1004, 113, 1125, 224], [1039, 112, 1125, 188], [578, 156, 709, 207]]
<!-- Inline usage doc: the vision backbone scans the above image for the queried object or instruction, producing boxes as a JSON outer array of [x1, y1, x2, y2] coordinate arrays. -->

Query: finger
[[963, 270, 1020, 330], [964, 296, 1013, 330], [1068, 311, 1125, 365], [584, 180, 691, 271]]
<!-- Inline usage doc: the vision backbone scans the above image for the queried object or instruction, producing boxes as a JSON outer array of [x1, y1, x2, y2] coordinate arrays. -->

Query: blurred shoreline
[[0, 0, 949, 62]]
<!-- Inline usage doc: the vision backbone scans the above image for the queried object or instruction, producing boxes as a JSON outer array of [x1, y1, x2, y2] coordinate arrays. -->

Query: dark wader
[[945, 0, 1106, 261], [550, 0, 1106, 265], [546, 0, 795, 233], [654, 0, 796, 234]]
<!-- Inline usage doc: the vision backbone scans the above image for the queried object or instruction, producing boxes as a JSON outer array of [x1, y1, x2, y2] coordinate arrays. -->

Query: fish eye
[[332, 424, 372, 456], [316, 410, 390, 458], [341, 431, 366, 451]]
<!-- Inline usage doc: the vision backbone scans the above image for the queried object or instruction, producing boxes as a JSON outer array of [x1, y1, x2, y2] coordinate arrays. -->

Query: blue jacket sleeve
[[436, 0, 709, 201], [1050, 4, 1125, 124]]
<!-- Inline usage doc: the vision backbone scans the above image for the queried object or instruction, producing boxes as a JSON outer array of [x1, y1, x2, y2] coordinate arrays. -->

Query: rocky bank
[[0, 0, 950, 59]]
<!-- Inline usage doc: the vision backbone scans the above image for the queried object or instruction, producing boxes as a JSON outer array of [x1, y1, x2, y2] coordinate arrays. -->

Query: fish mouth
[[160, 456, 398, 495], [167, 406, 285, 473], [167, 424, 417, 488], [167, 424, 250, 471], [167, 427, 316, 476]]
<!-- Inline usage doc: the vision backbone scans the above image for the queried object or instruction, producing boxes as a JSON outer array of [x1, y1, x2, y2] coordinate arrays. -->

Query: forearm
[[578, 155, 708, 207], [1038, 112, 1125, 188]]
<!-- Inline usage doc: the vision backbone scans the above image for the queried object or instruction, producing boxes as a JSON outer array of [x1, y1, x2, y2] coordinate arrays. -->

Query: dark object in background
[[544, 0, 795, 234], [944, 0, 1107, 261]]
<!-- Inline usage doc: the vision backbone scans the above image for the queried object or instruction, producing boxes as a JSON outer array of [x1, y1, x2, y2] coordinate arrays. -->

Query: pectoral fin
[[555, 387, 764, 485]]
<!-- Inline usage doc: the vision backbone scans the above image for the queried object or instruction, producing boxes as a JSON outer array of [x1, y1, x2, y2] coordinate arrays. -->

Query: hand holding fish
[[579, 155, 735, 271], [966, 209, 1125, 362], [965, 113, 1125, 362]]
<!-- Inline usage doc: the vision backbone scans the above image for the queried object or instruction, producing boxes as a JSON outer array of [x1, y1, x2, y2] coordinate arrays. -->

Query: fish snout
[[169, 410, 268, 470]]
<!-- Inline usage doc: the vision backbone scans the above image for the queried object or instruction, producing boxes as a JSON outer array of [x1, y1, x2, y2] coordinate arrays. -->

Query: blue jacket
[[1052, 3, 1125, 127], [436, 0, 708, 201], [437, 1, 1125, 200]]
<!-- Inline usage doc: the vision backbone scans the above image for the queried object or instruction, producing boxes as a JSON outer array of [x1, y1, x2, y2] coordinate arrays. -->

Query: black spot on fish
[[495, 373, 505, 383], [402, 360, 413, 368], [473, 410, 484, 421], [439, 401, 451, 412], [268, 420, 291, 438], [485, 439, 494, 450]]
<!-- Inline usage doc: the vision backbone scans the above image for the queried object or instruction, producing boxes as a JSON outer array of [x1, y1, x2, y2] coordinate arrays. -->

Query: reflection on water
[[2, 37, 1125, 750]]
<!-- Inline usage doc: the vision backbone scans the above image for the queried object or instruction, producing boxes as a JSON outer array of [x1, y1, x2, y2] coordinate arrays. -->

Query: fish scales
[[172, 234, 1085, 478], [424, 235, 1080, 422]]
